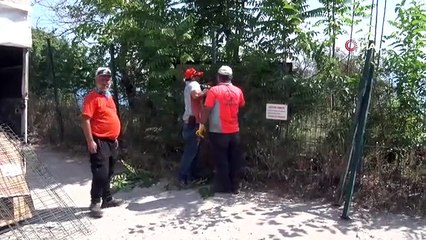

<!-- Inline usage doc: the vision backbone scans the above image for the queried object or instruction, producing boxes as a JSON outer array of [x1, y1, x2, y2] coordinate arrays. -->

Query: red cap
[[184, 68, 203, 79]]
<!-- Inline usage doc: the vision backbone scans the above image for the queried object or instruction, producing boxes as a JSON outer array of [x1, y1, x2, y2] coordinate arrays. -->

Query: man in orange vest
[[81, 67, 123, 218]]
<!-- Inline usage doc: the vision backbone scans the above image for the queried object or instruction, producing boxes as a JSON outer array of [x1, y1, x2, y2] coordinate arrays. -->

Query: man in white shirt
[[179, 68, 207, 185]]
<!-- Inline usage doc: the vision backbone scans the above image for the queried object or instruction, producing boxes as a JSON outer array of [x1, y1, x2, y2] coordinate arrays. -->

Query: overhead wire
[[368, 0, 375, 41], [374, 0, 380, 45], [377, 0, 387, 67], [346, 0, 356, 72], [374, 0, 388, 141]]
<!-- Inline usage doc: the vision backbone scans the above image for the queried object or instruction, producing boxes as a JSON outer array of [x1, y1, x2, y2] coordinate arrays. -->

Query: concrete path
[[35, 147, 425, 240]]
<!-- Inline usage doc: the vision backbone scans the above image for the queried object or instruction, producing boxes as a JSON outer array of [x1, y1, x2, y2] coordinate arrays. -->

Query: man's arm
[[191, 90, 205, 99], [201, 89, 215, 124], [81, 95, 95, 143], [190, 82, 206, 100], [81, 116, 94, 143], [81, 115, 98, 153], [81, 94, 97, 153], [200, 107, 212, 125]]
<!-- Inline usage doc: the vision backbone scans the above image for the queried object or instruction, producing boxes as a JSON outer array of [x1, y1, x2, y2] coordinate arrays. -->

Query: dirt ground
[[34, 147, 425, 240]]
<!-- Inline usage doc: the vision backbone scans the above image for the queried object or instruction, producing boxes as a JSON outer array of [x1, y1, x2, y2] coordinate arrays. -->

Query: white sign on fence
[[266, 103, 288, 120]]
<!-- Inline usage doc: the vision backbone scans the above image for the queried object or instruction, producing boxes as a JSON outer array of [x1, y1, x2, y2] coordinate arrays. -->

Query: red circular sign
[[345, 39, 358, 52]]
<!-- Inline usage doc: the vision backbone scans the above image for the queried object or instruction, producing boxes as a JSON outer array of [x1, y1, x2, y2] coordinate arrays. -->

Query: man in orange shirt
[[81, 67, 123, 218], [201, 66, 245, 194]]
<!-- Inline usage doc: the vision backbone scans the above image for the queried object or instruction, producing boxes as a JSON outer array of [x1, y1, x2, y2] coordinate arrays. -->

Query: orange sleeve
[[82, 93, 96, 118], [204, 88, 216, 108]]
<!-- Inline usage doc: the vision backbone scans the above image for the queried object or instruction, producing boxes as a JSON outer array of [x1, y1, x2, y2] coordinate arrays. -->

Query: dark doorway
[[0, 45, 23, 135]]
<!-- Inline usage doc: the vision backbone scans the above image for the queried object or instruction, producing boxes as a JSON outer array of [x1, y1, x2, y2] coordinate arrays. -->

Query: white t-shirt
[[183, 81, 201, 122]]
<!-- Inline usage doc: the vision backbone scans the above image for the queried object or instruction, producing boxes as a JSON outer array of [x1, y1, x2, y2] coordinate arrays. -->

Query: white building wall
[[0, 0, 31, 48]]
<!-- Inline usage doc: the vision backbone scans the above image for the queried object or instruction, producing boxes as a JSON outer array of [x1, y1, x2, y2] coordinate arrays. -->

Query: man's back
[[183, 81, 201, 122], [205, 83, 245, 134]]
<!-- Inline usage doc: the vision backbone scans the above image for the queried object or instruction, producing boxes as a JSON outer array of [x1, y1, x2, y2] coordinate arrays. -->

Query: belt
[[184, 115, 196, 124], [93, 136, 116, 142]]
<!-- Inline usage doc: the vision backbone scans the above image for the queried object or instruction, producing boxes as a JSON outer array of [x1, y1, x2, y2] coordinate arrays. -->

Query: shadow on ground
[[25, 147, 425, 240], [124, 188, 425, 239]]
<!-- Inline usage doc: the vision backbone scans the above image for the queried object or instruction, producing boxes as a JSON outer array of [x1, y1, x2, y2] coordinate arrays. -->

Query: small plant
[[112, 160, 158, 191], [198, 185, 214, 199]]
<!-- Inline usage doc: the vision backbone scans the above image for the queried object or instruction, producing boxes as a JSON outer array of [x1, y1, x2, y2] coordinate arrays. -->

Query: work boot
[[89, 203, 103, 218], [101, 198, 123, 209], [231, 182, 241, 195]]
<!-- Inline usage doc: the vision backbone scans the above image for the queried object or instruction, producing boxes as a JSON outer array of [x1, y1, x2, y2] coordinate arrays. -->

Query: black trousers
[[90, 137, 117, 204], [209, 132, 243, 193]]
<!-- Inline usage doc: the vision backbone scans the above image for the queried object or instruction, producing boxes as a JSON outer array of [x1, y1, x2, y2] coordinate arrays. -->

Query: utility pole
[[211, 29, 217, 64], [46, 38, 64, 142], [109, 44, 120, 117]]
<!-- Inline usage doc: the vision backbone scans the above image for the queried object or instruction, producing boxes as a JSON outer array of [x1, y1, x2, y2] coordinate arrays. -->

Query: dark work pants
[[178, 123, 200, 183], [90, 137, 117, 204], [209, 132, 243, 193]]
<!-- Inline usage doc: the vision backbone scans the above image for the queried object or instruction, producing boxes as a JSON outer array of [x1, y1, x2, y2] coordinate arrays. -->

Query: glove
[[196, 124, 206, 138]]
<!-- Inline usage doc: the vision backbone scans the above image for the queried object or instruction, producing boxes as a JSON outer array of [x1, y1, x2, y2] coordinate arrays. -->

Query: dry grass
[[27, 95, 425, 216]]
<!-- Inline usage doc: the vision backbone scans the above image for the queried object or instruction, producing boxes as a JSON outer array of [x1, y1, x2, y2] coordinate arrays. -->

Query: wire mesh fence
[[0, 124, 94, 240]]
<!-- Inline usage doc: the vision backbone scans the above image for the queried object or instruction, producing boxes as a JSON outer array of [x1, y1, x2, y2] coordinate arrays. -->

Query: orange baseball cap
[[184, 68, 203, 79]]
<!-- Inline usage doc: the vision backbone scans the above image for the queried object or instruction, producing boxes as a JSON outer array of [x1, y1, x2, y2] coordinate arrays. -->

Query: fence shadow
[[124, 188, 425, 239]]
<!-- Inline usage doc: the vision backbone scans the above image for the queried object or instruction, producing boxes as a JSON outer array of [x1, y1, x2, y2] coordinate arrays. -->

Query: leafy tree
[[383, 0, 426, 147], [30, 28, 99, 99], [67, 0, 203, 110], [315, 0, 370, 57]]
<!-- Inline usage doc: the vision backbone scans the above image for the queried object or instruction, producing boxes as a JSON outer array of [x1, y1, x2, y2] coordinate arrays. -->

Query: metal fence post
[[341, 42, 376, 219]]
